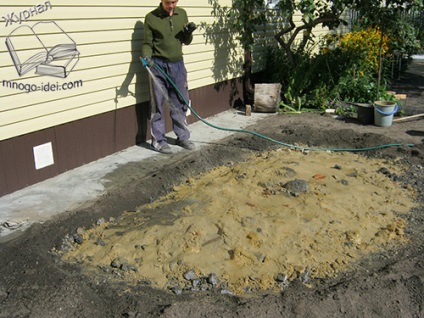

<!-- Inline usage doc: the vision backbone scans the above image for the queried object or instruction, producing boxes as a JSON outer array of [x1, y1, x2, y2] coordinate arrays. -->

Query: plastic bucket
[[373, 101, 398, 127], [356, 103, 374, 125]]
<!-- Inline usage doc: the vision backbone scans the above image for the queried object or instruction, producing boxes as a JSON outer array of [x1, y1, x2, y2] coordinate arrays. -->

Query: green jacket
[[142, 4, 193, 62]]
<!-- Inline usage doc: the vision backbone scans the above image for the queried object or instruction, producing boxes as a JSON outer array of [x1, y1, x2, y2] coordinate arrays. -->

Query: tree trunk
[[376, 31, 384, 101], [243, 48, 255, 105]]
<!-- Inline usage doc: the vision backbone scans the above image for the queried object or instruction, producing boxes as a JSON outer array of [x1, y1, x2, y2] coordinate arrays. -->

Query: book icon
[[6, 21, 79, 78]]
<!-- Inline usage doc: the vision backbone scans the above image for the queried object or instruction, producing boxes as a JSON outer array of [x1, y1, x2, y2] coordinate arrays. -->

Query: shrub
[[339, 27, 389, 74]]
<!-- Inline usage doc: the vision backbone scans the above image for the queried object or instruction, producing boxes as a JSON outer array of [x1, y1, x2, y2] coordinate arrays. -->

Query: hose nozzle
[[141, 56, 154, 68]]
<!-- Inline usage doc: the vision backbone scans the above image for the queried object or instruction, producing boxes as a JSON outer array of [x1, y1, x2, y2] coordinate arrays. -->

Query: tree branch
[[274, 14, 341, 67]]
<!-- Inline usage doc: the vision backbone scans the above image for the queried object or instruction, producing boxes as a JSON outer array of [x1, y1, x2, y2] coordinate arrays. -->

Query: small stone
[[299, 270, 310, 283], [170, 286, 182, 295], [207, 273, 219, 285], [120, 263, 129, 272], [275, 273, 287, 282], [73, 234, 84, 244], [95, 239, 106, 246], [183, 270, 196, 281], [76, 227, 85, 235], [333, 164, 342, 170], [340, 179, 349, 186], [220, 289, 233, 295], [378, 167, 390, 175], [283, 179, 310, 197], [111, 258, 121, 268], [96, 218, 105, 226], [255, 253, 266, 263], [346, 169, 358, 177], [140, 280, 151, 286], [244, 286, 253, 293], [169, 260, 178, 271], [99, 265, 110, 273]]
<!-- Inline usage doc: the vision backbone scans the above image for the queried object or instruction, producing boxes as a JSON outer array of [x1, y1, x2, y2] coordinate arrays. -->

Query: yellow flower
[[339, 27, 390, 73]]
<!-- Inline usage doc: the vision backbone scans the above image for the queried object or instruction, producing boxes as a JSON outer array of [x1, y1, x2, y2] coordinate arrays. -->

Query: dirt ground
[[1, 69, 423, 317]]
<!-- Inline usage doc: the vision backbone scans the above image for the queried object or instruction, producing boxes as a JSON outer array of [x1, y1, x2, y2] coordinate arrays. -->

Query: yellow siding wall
[[0, 0, 243, 141]]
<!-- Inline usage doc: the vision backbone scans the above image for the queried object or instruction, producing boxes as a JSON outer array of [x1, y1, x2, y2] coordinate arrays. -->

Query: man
[[142, 0, 197, 154]]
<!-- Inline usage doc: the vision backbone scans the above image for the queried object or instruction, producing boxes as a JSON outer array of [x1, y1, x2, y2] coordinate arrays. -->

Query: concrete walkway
[[0, 109, 270, 242]]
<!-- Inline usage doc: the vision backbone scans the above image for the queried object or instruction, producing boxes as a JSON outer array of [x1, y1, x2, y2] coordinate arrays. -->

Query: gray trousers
[[149, 58, 190, 148]]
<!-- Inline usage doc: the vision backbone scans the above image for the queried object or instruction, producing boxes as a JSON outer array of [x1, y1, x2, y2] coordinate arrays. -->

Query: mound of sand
[[61, 148, 416, 295]]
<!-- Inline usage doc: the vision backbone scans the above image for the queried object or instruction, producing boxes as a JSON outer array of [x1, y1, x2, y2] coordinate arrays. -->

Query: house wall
[[1, 0, 244, 141]]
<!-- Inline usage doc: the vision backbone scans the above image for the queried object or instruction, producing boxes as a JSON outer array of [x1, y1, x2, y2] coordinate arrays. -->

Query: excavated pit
[[60, 147, 418, 296]]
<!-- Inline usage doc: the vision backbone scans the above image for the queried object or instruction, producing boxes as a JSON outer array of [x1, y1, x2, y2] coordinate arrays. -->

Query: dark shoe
[[176, 139, 195, 150], [151, 143, 172, 154]]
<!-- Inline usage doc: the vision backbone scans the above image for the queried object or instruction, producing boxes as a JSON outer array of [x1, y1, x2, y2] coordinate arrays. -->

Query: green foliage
[[266, 28, 398, 108], [206, 0, 423, 111], [266, 45, 322, 109], [410, 10, 424, 48], [226, 0, 267, 50], [388, 17, 421, 55], [336, 72, 377, 103], [335, 104, 357, 118], [265, 0, 422, 111]]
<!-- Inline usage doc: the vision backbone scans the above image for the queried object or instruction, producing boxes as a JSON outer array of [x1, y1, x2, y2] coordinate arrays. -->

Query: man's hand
[[141, 56, 154, 68], [183, 22, 197, 37]]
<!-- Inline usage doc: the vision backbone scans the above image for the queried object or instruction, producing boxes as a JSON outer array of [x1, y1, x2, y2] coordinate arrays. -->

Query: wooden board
[[253, 83, 281, 113]]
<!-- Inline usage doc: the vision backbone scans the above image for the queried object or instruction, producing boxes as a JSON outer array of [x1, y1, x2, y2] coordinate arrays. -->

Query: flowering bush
[[317, 27, 392, 104], [266, 24, 415, 109], [339, 27, 390, 74]]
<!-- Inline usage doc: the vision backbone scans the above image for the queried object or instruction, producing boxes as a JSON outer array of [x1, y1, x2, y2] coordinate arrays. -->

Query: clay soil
[[1, 70, 424, 317]]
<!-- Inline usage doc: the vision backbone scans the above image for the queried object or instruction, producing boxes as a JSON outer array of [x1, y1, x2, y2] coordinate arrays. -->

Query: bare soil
[[1, 70, 423, 317]]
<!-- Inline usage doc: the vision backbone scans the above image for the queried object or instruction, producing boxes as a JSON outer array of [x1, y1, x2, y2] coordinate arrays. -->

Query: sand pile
[[61, 148, 417, 295]]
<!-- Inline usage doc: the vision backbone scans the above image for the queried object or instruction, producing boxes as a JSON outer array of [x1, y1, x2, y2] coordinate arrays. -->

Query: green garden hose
[[144, 59, 414, 152]]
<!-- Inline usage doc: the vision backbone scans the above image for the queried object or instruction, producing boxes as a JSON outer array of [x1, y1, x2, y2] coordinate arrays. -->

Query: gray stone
[[73, 234, 84, 244], [207, 273, 219, 285], [95, 238, 106, 246], [282, 179, 310, 197], [183, 270, 196, 281], [110, 258, 121, 268], [171, 287, 182, 295], [275, 273, 287, 282], [341, 179, 349, 186]]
